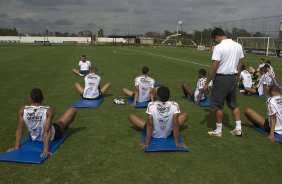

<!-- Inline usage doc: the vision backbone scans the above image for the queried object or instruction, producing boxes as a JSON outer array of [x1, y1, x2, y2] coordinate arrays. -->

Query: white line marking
[[113, 48, 210, 67]]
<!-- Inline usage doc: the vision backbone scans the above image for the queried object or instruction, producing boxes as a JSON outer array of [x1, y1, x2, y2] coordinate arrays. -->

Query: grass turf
[[0, 45, 282, 184]]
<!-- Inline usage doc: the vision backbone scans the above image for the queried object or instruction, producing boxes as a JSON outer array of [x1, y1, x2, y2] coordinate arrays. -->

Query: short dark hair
[[198, 69, 206, 76], [142, 66, 149, 74], [269, 85, 280, 94], [30, 88, 44, 103], [81, 55, 86, 58], [211, 28, 225, 39], [241, 65, 246, 71], [157, 86, 170, 102]]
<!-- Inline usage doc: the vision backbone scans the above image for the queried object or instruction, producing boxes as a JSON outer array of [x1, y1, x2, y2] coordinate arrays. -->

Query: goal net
[[237, 37, 277, 57], [152, 38, 177, 47]]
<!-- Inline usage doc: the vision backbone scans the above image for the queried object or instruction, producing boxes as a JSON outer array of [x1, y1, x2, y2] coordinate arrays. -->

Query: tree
[[144, 31, 161, 38]]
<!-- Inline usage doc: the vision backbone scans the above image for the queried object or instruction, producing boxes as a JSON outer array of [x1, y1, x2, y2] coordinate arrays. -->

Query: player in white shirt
[[75, 67, 110, 99], [248, 58, 265, 74], [128, 87, 188, 148], [122, 66, 155, 107], [204, 28, 244, 137], [244, 85, 282, 142], [182, 69, 212, 103], [244, 66, 271, 97], [239, 65, 252, 91], [73, 55, 92, 76], [7, 88, 77, 157]]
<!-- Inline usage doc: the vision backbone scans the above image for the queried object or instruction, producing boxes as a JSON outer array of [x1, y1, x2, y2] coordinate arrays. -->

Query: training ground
[[0, 45, 282, 184]]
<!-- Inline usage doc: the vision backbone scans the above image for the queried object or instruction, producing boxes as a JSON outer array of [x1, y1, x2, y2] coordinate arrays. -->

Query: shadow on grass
[[200, 109, 233, 129]]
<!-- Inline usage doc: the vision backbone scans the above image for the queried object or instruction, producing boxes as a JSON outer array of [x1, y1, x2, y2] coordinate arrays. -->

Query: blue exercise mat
[[127, 97, 150, 108], [73, 97, 104, 108], [154, 81, 163, 87], [141, 131, 189, 152], [255, 127, 282, 144], [185, 97, 211, 107], [0, 134, 68, 164]]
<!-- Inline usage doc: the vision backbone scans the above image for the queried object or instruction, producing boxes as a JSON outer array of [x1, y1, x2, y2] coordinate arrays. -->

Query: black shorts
[[52, 123, 63, 141], [80, 70, 90, 75], [263, 118, 271, 132], [211, 74, 238, 110]]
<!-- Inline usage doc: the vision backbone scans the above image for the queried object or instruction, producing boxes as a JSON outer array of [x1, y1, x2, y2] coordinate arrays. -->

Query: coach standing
[[204, 28, 244, 137]]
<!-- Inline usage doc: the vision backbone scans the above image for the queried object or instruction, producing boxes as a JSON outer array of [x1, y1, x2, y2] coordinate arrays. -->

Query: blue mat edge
[[255, 127, 282, 144], [72, 97, 104, 108], [0, 133, 68, 164], [141, 131, 189, 152]]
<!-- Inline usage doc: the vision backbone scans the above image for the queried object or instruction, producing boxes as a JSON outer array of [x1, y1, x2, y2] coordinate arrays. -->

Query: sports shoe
[[208, 130, 222, 137], [239, 90, 245, 93], [230, 129, 243, 136]]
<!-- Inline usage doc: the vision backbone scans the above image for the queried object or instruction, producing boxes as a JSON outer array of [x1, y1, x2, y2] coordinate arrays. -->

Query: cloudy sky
[[0, 0, 281, 35]]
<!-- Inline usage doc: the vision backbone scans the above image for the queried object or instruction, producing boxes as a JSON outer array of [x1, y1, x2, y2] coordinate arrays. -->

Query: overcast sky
[[0, 0, 281, 35]]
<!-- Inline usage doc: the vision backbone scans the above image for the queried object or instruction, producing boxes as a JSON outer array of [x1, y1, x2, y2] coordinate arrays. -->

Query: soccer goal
[[237, 37, 277, 57]]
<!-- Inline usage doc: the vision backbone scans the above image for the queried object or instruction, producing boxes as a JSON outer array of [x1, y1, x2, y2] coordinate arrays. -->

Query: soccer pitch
[[0, 45, 282, 184]]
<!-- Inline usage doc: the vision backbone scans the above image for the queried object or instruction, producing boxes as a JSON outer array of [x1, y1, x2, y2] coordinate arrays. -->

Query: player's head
[[260, 58, 265, 63], [241, 65, 246, 71], [198, 69, 206, 78], [81, 55, 86, 61], [92, 66, 98, 73], [30, 88, 44, 103], [211, 28, 226, 43], [264, 64, 270, 71], [157, 86, 170, 102], [269, 85, 280, 96], [142, 66, 149, 74]]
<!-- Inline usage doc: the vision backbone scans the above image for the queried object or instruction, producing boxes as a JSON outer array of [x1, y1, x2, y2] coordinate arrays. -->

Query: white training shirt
[[256, 74, 267, 96], [211, 39, 244, 74], [135, 75, 155, 102], [267, 95, 282, 134], [79, 60, 91, 71], [83, 73, 101, 99], [194, 78, 207, 100], [240, 70, 252, 88], [23, 106, 55, 141], [146, 101, 180, 138]]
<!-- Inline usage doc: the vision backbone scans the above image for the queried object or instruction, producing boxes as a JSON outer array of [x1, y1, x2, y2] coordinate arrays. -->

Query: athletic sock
[[216, 123, 222, 133], [235, 120, 242, 130]]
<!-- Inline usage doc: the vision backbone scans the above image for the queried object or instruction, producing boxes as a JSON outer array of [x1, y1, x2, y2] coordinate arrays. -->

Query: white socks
[[216, 123, 222, 133], [235, 120, 242, 130]]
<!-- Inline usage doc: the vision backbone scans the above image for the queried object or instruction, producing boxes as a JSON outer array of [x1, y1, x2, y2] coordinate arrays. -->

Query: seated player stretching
[[122, 66, 155, 107], [244, 85, 282, 142], [128, 86, 188, 148], [182, 69, 212, 104], [7, 88, 77, 157], [75, 67, 110, 99], [73, 55, 92, 76]]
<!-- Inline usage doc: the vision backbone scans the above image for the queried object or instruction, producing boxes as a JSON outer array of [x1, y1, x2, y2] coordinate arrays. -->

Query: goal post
[[237, 37, 277, 57]]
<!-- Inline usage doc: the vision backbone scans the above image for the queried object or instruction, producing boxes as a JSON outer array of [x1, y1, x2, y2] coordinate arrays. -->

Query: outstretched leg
[[100, 82, 111, 94], [56, 108, 77, 132], [128, 114, 146, 130], [244, 108, 265, 129], [178, 113, 189, 126], [122, 88, 134, 97], [73, 69, 80, 75], [74, 82, 84, 95], [182, 83, 194, 97]]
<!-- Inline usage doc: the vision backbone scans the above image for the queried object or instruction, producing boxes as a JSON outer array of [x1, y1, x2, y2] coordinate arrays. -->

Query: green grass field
[[0, 45, 282, 184]]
